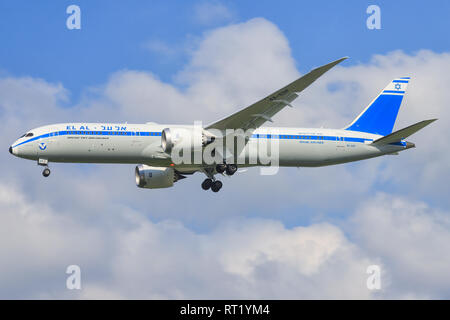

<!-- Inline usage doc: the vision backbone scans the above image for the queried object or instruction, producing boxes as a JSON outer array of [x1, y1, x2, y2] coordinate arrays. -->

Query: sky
[[0, 1, 450, 299]]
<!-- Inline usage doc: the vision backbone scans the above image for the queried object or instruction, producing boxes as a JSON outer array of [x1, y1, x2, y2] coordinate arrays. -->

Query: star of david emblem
[[395, 83, 401, 90]]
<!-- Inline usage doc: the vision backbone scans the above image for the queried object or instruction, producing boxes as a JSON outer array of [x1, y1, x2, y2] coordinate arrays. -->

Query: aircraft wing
[[205, 57, 348, 132]]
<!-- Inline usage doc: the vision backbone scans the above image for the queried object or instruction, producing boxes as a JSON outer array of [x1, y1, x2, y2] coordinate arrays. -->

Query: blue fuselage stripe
[[12, 130, 377, 148], [12, 131, 162, 148], [251, 134, 372, 143]]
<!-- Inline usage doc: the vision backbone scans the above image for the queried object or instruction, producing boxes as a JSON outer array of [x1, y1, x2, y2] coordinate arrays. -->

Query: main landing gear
[[201, 178, 223, 192], [215, 163, 237, 176], [200, 164, 237, 192]]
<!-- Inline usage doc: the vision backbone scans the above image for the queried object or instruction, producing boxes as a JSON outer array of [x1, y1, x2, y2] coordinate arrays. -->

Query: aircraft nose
[[9, 146, 12, 154]]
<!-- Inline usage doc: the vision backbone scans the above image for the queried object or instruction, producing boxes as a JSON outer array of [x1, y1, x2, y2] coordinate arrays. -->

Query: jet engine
[[161, 127, 215, 154], [135, 165, 185, 189]]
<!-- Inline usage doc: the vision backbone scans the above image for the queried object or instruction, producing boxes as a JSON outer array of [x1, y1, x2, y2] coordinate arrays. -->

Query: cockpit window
[[25, 133, 34, 137], [19, 134, 26, 138]]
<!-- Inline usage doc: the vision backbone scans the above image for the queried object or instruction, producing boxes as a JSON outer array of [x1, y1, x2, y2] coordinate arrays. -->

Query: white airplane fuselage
[[9, 122, 411, 172]]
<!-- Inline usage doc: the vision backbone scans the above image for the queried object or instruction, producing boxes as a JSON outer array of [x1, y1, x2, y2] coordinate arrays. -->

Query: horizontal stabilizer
[[371, 119, 437, 145]]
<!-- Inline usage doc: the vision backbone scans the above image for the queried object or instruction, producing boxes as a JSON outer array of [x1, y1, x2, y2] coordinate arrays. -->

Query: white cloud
[[108, 216, 375, 299], [143, 39, 179, 57], [3, 178, 449, 299], [0, 76, 69, 133], [351, 193, 450, 298], [193, 1, 235, 26], [0, 184, 111, 299], [177, 18, 298, 122], [0, 183, 373, 299]]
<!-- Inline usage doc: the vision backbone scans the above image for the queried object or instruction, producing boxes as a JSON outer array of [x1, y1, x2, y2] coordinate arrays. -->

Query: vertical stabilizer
[[345, 78, 409, 136]]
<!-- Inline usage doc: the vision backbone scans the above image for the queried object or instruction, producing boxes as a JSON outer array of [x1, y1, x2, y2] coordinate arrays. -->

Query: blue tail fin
[[344, 78, 409, 136]]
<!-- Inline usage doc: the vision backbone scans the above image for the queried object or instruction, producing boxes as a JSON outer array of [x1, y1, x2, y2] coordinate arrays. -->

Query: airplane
[[9, 57, 436, 192]]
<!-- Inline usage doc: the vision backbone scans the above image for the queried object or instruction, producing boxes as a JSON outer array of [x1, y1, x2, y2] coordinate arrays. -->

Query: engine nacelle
[[135, 165, 175, 189], [161, 127, 214, 154]]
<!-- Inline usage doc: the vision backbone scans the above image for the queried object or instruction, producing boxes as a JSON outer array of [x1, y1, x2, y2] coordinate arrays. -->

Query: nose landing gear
[[38, 158, 50, 178], [42, 167, 51, 177]]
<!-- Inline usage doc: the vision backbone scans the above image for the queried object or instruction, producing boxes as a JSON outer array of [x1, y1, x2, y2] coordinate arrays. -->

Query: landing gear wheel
[[42, 168, 51, 177], [216, 164, 226, 174], [201, 178, 213, 190], [211, 180, 223, 192], [225, 164, 237, 176]]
